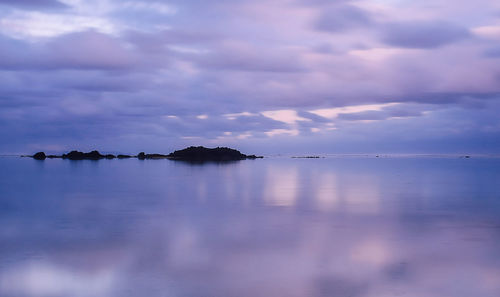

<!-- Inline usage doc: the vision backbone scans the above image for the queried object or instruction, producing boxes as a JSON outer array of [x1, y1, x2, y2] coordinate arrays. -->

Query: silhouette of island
[[61, 150, 112, 160], [167, 146, 262, 161], [32, 152, 46, 160], [28, 146, 263, 161], [137, 152, 169, 160]]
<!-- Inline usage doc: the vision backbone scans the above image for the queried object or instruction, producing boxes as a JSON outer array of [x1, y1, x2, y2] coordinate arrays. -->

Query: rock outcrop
[[137, 152, 169, 160], [167, 146, 262, 161], [61, 150, 109, 160], [27, 147, 263, 162], [32, 152, 46, 160]]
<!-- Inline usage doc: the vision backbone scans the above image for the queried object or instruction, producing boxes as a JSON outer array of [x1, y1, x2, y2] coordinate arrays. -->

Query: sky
[[1, 0, 500, 155]]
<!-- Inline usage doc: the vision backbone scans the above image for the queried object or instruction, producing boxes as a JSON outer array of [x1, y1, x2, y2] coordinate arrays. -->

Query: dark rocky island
[[32, 152, 46, 160], [29, 150, 116, 160], [27, 147, 263, 162], [61, 150, 114, 160], [167, 146, 262, 161], [137, 152, 169, 160]]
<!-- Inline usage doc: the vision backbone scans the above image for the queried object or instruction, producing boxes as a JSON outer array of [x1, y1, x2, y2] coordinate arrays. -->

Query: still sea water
[[0, 156, 500, 297]]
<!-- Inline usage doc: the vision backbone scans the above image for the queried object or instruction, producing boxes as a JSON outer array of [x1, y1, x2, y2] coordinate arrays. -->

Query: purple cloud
[[194, 44, 305, 73], [314, 5, 373, 33], [0, 0, 499, 154], [484, 46, 500, 58], [45, 31, 137, 70], [0, 0, 67, 9], [0, 31, 137, 71], [381, 21, 470, 48]]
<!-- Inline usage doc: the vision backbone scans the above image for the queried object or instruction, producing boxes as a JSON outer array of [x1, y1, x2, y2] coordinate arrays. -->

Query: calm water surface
[[0, 156, 500, 297]]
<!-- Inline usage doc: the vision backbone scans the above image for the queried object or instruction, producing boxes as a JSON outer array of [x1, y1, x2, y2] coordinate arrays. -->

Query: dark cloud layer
[[0, 0, 499, 154], [381, 21, 470, 48], [0, 32, 137, 70], [0, 0, 67, 9], [195, 44, 306, 72], [314, 5, 373, 33]]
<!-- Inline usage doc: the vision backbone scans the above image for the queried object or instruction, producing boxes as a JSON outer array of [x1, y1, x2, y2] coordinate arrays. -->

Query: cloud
[[471, 25, 500, 40], [380, 21, 470, 49], [120, 1, 177, 15], [265, 128, 300, 137], [0, 0, 67, 9], [127, 29, 220, 47], [0, 10, 116, 38], [309, 103, 400, 119], [0, 34, 34, 69], [45, 31, 137, 70], [336, 108, 424, 121], [194, 43, 305, 73], [314, 4, 373, 33], [483, 46, 500, 58], [0, 31, 137, 70], [261, 109, 311, 125], [0, 0, 499, 154]]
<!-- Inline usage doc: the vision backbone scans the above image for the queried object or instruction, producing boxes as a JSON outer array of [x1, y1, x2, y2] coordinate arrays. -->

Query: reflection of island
[[28, 146, 263, 161]]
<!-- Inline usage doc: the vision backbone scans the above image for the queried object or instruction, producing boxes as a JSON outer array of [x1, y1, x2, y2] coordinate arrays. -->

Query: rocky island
[[31, 150, 118, 160], [167, 146, 262, 161], [28, 146, 263, 162]]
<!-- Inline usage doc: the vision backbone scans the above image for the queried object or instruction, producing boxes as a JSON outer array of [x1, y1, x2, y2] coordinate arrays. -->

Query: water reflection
[[264, 164, 299, 207], [313, 172, 339, 212], [0, 157, 500, 297], [341, 174, 381, 214]]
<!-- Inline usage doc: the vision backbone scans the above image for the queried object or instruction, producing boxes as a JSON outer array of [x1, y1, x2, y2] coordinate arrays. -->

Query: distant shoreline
[[11, 152, 500, 160], [23, 146, 264, 162]]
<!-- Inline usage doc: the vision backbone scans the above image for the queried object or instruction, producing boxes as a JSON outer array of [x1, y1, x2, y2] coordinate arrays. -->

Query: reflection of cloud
[[314, 275, 368, 297], [384, 261, 411, 281], [168, 226, 210, 268], [0, 261, 115, 297], [314, 172, 339, 211], [2, 158, 500, 297], [264, 165, 299, 206], [342, 175, 381, 214], [351, 240, 390, 266]]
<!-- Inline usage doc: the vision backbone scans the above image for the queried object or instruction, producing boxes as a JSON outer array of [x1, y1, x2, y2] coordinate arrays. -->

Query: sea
[[0, 155, 499, 297]]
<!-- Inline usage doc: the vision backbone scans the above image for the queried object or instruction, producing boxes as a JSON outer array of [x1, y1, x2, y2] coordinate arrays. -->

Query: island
[[40, 150, 116, 160], [167, 146, 262, 161], [27, 146, 263, 162], [137, 152, 169, 160], [32, 152, 47, 160]]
